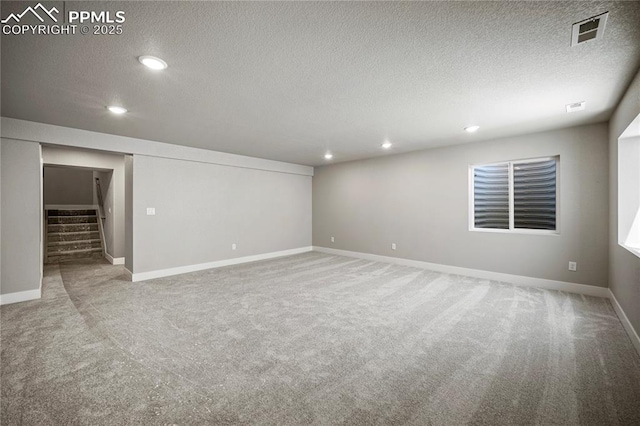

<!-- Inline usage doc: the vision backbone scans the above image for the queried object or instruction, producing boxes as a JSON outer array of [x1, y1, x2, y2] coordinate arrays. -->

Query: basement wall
[[43, 166, 94, 206], [125, 156, 134, 272], [0, 139, 42, 298], [609, 68, 640, 335], [0, 118, 313, 290], [131, 154, 312, 275], [313, 123, 609, 288]]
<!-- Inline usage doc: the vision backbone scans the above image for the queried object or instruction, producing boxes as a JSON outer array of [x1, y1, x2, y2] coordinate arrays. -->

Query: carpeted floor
[[1, 252, 639, 425]]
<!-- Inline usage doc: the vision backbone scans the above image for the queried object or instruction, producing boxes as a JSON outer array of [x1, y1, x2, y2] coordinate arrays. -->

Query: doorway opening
[[44, 165, 108, 263], [42, 146, 127, 266]]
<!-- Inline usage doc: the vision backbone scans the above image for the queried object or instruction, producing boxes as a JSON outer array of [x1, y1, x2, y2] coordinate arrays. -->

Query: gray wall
[[1, 139, 42, 295], [0, 138, 4, 294], [42, 147, 126, 259], [0, 120, 313, 283], [132, 154, 312, 274], [2, 117, 312, 176], [313, 123, 609, 287], [43, 166, 94, 206], [609, 68, 640, 334], [125, 155, 133, 272]]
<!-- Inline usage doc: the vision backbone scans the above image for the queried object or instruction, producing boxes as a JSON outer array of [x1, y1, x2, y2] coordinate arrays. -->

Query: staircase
[[46, 209, 104, 263]]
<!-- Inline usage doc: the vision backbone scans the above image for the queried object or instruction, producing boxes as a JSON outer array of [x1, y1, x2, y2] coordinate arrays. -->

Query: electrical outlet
[[331, 236, 335, 243], [146, 207, 155, 216], [568, 261, 577, 271], [391, 243, 397, 250], [232, 243, 237, 250]]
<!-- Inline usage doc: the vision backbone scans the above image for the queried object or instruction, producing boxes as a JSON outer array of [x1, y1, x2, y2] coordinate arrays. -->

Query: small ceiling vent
[[571, 12, 609, 46], [566, 101, 586, 113]]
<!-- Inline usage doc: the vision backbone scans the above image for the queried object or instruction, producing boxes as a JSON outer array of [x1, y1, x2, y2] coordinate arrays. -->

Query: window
[[470, 157, 559, 233], [617, 113, 640, 258]]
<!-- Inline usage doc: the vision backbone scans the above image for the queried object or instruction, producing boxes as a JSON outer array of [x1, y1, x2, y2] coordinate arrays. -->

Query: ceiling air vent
[[566, 101, 586, 113], [571, 12, 609, 46]]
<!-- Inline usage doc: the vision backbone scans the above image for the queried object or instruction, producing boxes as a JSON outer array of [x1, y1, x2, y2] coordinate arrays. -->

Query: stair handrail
[[95, 177, 106, 220], [95, 177, 107, 256]]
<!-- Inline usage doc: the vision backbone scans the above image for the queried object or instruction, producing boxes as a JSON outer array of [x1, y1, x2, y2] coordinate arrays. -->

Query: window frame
[[468, 156, 560, 235], [617, 113, 640, 258]]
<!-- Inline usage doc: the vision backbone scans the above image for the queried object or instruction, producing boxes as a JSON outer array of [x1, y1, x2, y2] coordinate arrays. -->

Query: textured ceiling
[[2, 1, 640, 166]]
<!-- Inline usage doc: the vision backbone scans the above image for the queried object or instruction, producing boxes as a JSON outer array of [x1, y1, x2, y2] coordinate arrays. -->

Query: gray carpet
[[1, 252, 639, 425]]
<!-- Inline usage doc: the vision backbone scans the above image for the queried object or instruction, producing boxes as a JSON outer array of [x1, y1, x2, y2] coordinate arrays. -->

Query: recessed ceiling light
[[324, 153, 333, 160], [107, 105, 127, 114], [138, 55, 168, 70], [382, 141, 393, 149], [566, 101, 586, 113], [464, 125, 480, 133]]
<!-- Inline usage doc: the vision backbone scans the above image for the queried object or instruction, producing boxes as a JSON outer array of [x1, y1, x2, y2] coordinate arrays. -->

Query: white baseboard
[[0, 289, 41, 305], [131, 247, 314, 282], [609, 289, 640, 356], [123, 268, 133, 281], [105, 253, 125, 265], [312, 246, 610, 298]]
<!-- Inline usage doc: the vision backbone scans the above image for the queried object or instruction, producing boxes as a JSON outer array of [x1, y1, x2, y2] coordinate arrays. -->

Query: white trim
[[39, 145, 44, 290], [619, 244, 640, 258], [105, 253, 125, 265], [312, 246, 610, 298], [609, 289, 640, 357], [469, 227, 560, 236], [469, 156, 560, 235], [0, 289, 41, 305], [44, 204, 97, 210], [123, 268, 133, 281], [508, 161, 515, 230], [617, 129, 640, 259], [620, 113, 640, 140], [131, 247, 313, 282], [1, 118, 313, 177]]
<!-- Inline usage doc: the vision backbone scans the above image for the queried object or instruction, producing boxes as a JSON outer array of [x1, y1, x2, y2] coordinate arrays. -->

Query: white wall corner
[[105, 253, 125, 265], [0, 288, 42, 305], [123, 268, 133, 282], [608, 289, 640, 357]]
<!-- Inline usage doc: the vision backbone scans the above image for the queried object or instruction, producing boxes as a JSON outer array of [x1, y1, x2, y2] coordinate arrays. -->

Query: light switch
[[146, 207, 156, 216]]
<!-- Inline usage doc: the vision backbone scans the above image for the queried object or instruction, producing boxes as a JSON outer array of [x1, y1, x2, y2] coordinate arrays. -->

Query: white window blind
[[471, 157, 558, 233], [473, 163, 509, 229], [513, 159, 557, 230]]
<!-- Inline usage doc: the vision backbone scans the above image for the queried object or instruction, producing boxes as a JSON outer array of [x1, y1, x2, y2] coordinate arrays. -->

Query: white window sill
[[470, 227, 559, 236], [620, 243, 640, 259]]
